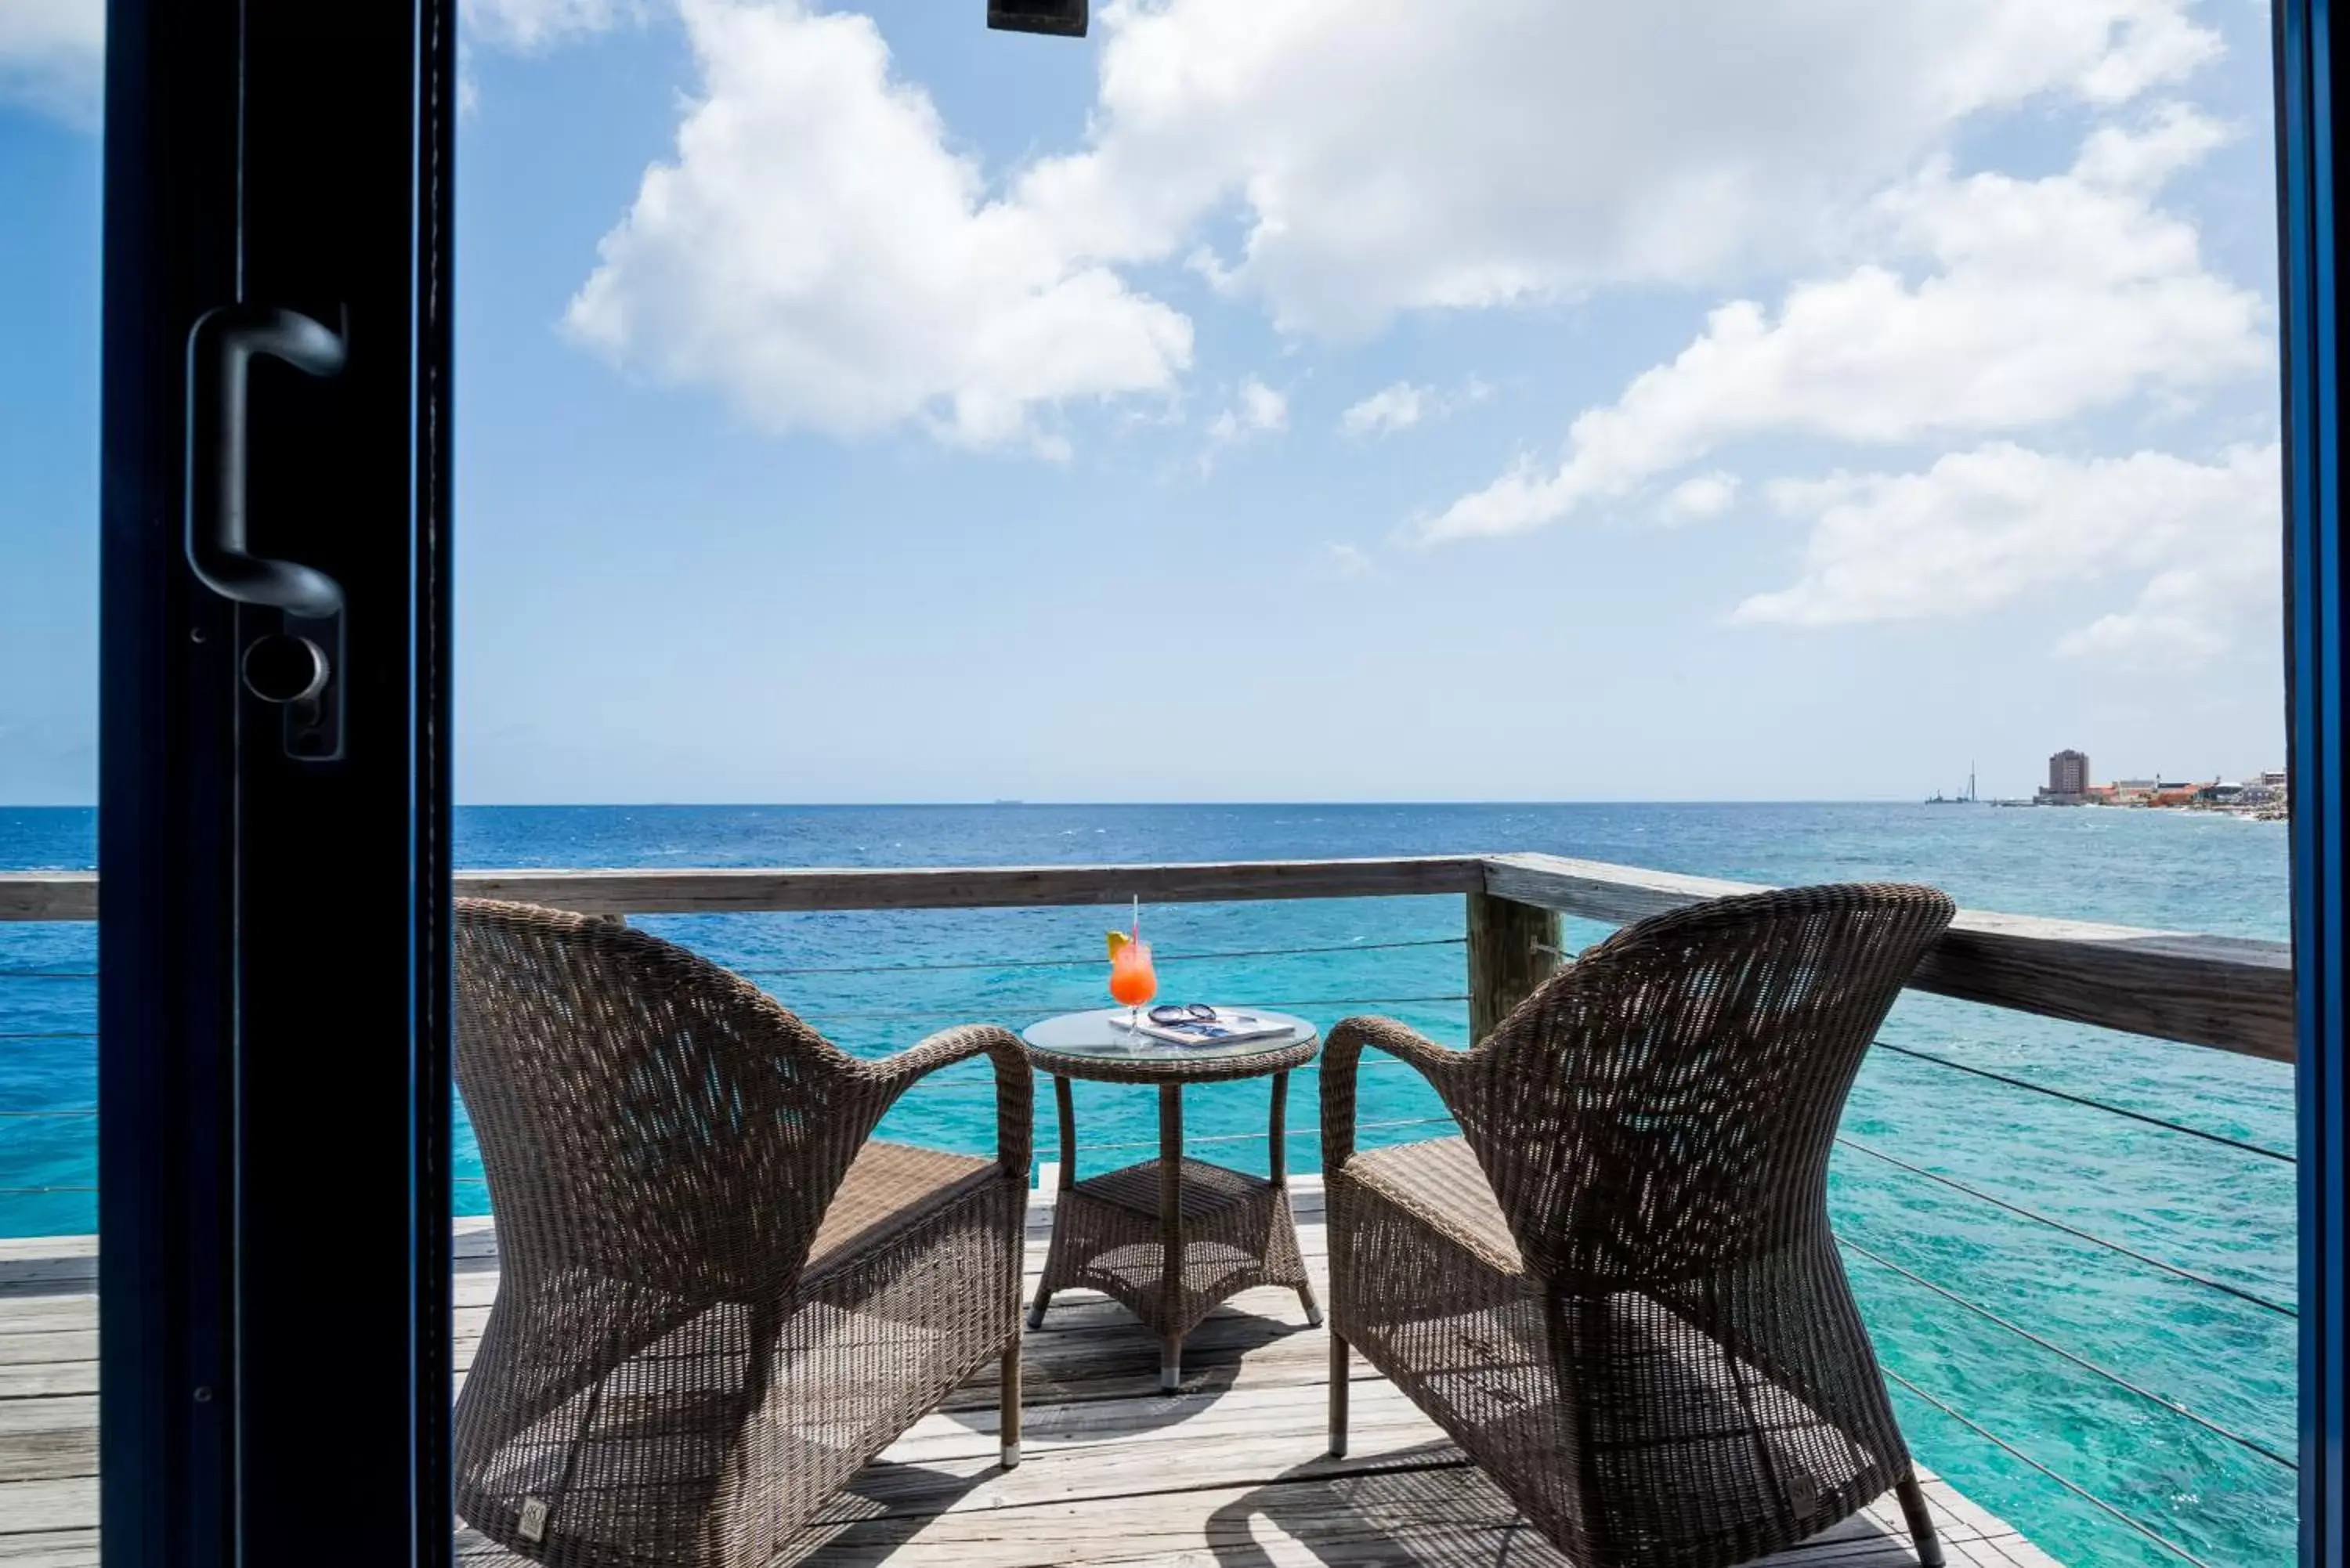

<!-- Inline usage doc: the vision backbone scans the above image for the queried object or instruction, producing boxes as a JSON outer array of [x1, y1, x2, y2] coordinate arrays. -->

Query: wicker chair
[[451, 899, 1032, 1568], [1323, 883, 1957, 1568]]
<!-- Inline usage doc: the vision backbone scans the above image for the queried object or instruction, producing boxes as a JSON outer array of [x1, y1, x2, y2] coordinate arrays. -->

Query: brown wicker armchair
[[1323, 883, 1957, 1568], [451, 899, 1032, 1568]]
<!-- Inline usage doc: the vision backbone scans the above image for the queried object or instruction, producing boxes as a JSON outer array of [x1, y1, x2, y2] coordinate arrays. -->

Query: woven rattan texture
[[1344, 1136, 1523, 1276], [451, 899, 1032, 1566], [1039, 1158, 1311, 1342], [1324, 883, 1957, 1568]]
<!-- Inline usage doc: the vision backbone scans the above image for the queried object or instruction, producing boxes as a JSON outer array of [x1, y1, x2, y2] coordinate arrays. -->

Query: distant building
[[2029, 753, 2265, 811], [2048, 750, 2089, 797], [2240, 771, 2290, 811], [2037, 749, 2092, 804]]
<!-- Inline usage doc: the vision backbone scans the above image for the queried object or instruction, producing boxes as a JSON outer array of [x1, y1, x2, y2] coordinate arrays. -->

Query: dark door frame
[[2283, 2, 2350, 1562], [97, 1, 456, 1563]]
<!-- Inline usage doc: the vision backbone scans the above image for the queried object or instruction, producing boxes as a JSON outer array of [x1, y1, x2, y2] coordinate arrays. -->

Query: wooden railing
[[0, 851, 2293, 1060]]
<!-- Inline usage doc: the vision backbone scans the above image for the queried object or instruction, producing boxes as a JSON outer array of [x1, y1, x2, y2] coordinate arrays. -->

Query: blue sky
[[0, 0, 2289, 803]]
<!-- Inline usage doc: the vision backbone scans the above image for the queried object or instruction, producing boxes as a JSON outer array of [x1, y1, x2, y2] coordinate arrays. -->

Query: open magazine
[[1108, 1006, 1292, 1048]]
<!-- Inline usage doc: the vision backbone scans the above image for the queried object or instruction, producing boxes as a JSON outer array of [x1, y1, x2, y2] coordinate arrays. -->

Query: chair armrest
[[866, 1024, 1035, 1180], [1321, 1015, 1477, 1169]]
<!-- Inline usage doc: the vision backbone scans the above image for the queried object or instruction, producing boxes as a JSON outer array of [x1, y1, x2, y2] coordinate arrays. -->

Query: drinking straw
[[1131, 896, 1140, 941]]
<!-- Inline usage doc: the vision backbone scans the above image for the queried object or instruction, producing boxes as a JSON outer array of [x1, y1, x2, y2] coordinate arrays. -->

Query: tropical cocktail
[[1108, 902, 1157, 1028]]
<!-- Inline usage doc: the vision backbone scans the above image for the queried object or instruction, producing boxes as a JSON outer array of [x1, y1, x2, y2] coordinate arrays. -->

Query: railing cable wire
[[1836, 1136, 2294, 1317], [1871, 1041, 2292, 1164], [1879, 1364, 2218, 1568], [1837, 1234, 2294, 1469]]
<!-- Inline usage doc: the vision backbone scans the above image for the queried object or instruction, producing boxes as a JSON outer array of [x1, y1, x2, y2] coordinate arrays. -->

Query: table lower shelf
[[1034, 1157, 1317, 1360], [1070, 1158, 1283, 1223]]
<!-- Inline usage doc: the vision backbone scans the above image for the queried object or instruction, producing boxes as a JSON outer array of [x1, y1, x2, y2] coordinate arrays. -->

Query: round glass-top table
[[1019, 1008, 1321, 1390], [1021, 1006, 1321, 1079]]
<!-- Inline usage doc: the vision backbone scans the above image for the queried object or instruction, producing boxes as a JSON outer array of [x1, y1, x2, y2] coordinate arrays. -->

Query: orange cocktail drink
[[1108, 899, 1158, 1031], [1110, 940, 1157, 1010]]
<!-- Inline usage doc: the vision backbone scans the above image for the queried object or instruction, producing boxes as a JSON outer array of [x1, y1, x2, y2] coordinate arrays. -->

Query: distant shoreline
[[0, 798, 2305, 813]]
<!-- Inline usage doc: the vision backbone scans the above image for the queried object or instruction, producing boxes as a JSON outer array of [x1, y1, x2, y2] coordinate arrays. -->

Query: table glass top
[[1021, 1007, 1318, 1064]]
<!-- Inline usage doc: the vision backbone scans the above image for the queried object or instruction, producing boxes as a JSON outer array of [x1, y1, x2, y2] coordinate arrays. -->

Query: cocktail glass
[[1110, 939, 1158, 1031]]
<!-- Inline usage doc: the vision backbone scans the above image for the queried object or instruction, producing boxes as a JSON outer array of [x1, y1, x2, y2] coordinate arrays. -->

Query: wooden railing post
[[1467, 890, 1560, 1045]]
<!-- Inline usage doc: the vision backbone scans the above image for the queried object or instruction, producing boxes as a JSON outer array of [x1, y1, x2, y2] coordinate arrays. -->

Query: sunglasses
[[1148, 1003, 1217, 1024]]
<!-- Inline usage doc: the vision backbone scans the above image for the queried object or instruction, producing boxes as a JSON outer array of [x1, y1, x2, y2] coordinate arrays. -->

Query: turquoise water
[[0, 802, 2294, 1566]]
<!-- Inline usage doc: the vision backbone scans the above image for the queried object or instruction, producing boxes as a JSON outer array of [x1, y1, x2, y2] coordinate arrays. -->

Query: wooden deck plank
[[0, 1530, 95, 1566], [0, 1304, 94, 1340], [0, 1189, 2059, 1567], [0, 1337, 87, 1371]]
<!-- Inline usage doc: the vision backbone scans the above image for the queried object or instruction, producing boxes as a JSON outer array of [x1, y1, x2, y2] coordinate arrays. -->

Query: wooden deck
[[0, 1178, 2059, 1567]]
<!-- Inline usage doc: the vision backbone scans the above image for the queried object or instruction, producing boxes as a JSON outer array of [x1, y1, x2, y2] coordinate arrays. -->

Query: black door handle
[[186, 305, 348, 616]]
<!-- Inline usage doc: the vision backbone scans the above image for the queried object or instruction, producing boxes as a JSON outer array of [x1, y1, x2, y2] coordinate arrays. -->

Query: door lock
[[240, 634, 327, 705]]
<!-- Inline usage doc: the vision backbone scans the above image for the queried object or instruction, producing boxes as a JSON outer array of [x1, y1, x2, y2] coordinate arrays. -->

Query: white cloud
[[1341, 383, 1430, 438], [1340, 378, 1489, 439], [559, 0, 2222, 455], [464, 0, 646, 49], [460, 0, 646, 119], [1207, 378, 1288, 439], [1734, 441, 2280, 663], [1425, 109, 2267, 542], [2056, 563, 2265, 663], [0, 0, 103, 127], [1323, 542, 1372, 579], [566, 0, 1193, 453], [1237, 378, 1289, 433], [1663, 473, 1741, 522], [1203, 376, 1289, 465], [1019, 0, 2218, 337]]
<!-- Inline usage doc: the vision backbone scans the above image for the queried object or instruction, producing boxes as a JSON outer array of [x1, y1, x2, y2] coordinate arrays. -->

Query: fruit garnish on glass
[[1108, 900, 1157, 1030]]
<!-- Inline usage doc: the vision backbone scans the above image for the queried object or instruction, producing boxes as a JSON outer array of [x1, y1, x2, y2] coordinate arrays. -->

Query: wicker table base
[[1020, 1012, 1323, 1393]]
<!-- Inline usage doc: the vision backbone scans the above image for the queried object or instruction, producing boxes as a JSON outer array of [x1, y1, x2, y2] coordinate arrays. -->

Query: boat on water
[[1925, 766, 1982, 804]]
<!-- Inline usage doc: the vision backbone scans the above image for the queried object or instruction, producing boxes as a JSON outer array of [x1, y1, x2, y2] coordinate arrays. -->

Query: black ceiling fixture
[[989, 0, 1086, 38]]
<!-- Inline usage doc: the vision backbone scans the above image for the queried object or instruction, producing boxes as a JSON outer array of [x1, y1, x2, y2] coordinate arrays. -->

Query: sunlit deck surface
[[0, 1176, 2057, 1567]]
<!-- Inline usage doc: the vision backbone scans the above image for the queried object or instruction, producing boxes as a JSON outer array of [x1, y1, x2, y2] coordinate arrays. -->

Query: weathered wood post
[[1466, 890, 1560, 1046]]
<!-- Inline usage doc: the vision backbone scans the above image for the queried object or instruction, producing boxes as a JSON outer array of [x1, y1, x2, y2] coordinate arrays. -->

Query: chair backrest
[[1460, 883, 1955, 1288], [454, 898, 877, 1304]]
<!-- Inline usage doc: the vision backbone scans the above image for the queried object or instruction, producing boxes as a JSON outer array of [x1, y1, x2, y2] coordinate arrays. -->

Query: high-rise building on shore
[[2034, 750, 2093, 804], [2047, 750, 2090, 800]]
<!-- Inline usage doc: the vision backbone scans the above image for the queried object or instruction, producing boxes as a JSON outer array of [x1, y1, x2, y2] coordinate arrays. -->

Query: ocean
[[0, 801, 2294, 1566]]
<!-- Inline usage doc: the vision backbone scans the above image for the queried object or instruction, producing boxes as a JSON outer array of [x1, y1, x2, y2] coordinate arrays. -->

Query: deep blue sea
[[0, 803, 2293, 1566]]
